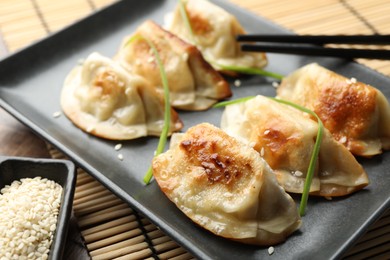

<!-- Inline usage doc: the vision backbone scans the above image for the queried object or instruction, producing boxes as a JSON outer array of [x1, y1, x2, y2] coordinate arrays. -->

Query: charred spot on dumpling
[[221, 94, 369, 196], [317, 81, 377, 139], [115, 20, 231, 111], [277, 63, 390, 157], [187, 9, 213, 36], [152, 123, 301, 246], [180, 134, 247, 186]]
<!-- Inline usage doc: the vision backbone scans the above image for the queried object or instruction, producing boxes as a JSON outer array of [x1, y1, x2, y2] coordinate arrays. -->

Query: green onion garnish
[[215, 96, 323, 216], [179, 0, 196, 44], [268, 97, 324, 216], [125, 35, 171, 185], [212, 63, 284, 80], [212, 96, 256, 108]]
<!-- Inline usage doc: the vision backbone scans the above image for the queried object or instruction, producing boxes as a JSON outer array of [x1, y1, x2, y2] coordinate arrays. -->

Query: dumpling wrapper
[[152, 123, 301, 246], [221, 95, 369, 197], [61, 52, 183, 140], [164, 0, 267, 74], [277, 63, 390, 157], [115, 20, 231, 111]]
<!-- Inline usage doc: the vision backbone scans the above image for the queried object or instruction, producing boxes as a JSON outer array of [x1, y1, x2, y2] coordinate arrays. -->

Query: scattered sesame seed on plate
[[52, 111, 61, 118], [234, 79, 241, 87], [114, 143, 123, 151]]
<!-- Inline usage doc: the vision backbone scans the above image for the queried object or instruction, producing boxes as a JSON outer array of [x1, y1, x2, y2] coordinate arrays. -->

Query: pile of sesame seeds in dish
[[0, 177, 63, 260]]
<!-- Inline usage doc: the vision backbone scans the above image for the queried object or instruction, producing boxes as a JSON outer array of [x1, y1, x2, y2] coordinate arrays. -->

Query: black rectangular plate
[[0, 156, 76, 260], [0, 1, 389, 259]]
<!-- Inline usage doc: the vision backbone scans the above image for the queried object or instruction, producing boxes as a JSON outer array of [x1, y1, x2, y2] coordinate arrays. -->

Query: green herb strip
[[125, 35, 171, 185], [212, 95, 256, 108], [179, 0, 196, 44], [213, 63, 284, 80], [215, 96, 323, 216], [268, 97, 324, 216]]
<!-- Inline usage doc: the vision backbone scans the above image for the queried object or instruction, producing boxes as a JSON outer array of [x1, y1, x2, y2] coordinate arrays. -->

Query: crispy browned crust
[[117, 20, 231, 110], [277, 63, 388, 156], [145, 20, 232, 99]]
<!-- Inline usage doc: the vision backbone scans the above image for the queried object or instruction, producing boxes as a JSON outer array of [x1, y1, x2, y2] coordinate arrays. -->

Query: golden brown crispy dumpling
[[164, 0, 267, 74], [61, 52, 183, 140], [221, 95, 369, 197], [277, 63, 390, 157], [115, 20, 231, 111], [152, 123, 301, 246]]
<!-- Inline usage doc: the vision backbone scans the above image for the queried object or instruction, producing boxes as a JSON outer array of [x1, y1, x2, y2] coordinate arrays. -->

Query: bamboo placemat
[[1, 0, 389, 259]]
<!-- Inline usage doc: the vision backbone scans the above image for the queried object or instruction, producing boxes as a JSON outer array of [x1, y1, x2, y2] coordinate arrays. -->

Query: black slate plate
[[0, 156, 76, 260], [0, 0, 389, 259]]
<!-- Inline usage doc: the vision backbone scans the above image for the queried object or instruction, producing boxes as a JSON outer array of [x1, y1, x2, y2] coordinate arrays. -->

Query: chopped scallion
[[179, 0, 196, 44], [212, 63, 284, 80], [125, 35, 171, 185], [212, 96, 255, 108]]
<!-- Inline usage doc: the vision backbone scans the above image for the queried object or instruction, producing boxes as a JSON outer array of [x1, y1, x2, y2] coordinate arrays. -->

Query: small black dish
[[0, 156, 76, 260]]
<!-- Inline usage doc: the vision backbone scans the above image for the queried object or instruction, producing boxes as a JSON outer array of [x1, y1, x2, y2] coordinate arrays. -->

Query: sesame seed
[[350, 77, 357, 83], [268, 246, 275, 255], [114, 143, 122, 151], [339, 136, 347, 144], [294, 170, 303, 177], [105, 75, 114, 82], [117, 154, 124, 161], [234, 79, 241, 87], [52, 111, 61, 118], [182, 53, 189, 60], [260, 147, 265, 157], [86, 126, 95, 133], [264, 129, 270, 135], [272, 81, 279, 88], [147, 57, 154, 63]]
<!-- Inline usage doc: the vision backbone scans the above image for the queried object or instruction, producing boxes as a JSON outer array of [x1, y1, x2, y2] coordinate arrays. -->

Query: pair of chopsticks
[[237, 35, 390, 60]]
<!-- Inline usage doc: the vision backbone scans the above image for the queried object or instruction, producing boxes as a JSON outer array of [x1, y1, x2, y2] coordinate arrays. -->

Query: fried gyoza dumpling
[[164, 0, 267, 74], [277, 63, 390, 157], [221, 95, 369, 197], [152, 123, 301, 246], [61, 52, 183, 140], [115, 20, 231, 111]]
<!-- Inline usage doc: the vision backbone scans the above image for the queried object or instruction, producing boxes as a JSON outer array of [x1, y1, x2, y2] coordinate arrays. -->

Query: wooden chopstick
[[237, 34, 390, 45], [237, 34, 390, 60]]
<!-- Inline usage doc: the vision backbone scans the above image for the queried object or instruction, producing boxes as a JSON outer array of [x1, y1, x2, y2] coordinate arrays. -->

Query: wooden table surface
[[1, 0, 389, 259]]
